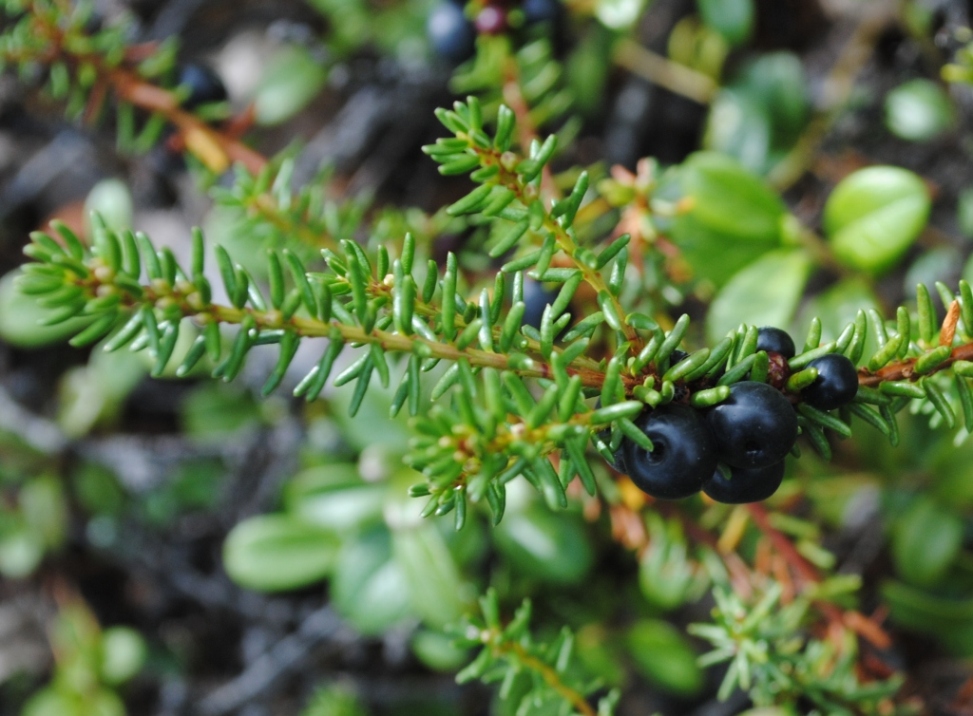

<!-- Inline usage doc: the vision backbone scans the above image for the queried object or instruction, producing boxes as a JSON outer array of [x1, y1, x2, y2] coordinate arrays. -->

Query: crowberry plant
[[4, 0, 973, 714]]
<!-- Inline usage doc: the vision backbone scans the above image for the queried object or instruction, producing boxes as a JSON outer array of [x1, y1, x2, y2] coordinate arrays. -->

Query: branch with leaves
[[0, 0, 264, 172], [453, 590, 617, 716]]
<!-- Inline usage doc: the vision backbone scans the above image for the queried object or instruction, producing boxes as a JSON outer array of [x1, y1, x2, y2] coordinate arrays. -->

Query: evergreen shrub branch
[[452, 590, 616, 716], [8, 4, 973, 711], [0, 0, 265, 172]]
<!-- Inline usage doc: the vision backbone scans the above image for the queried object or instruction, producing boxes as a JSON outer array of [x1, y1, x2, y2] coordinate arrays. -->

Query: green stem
[[472, 145, 640, 348], [72, 266, 613, 389], [490, 636, 597, 716]]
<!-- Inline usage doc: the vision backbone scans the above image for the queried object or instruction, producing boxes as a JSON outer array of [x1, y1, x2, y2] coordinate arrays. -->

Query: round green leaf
[[736, 52, 809, 146], [494, 508, 593, 585], [681, 152, 786, 242], [411, 629, 470, 672], [392, 524, 466, 628], [0, 526, 44, 578], [703, 89, 771, 173], [892, 497, 962, 588], [0, 271, 94, 348], [823, 166, 930, 275], [705, 249, 812, 343], [697, 0, 753, 46], [222, 514, 339, 592], [254, 46, 328, 126], [99, 627, 147, 685], [884, 79, 955, 142], [285, 465, 385, 534], [626, 619, 703, 696], [84, 178, 133, 234], [301, 684, 367, 716], [22, 689, 84, 716], [669, 152, 786, 286], [594, 0, 649, 29], [331, 528, 411, 635]]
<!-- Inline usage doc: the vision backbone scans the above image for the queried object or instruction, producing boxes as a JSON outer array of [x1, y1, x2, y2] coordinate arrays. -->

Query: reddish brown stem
[[24, 8, 267, 175], [747, 503, 891, 649], [858, 338, 973, 387], [746, 503, 821, 584]]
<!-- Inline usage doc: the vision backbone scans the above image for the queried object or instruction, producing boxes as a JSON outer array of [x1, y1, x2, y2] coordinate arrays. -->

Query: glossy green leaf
[[697, 0, 753, 45], [736, 52, 809, 147], [411, 629, 470, 672], [679, 152, 786, 242], [883, 580, 973, 655], [181, 383, 263, 441], [301, 684, 367, 716], [703, 89, 771, 173], [253, 46, 328, 126], [594, 0, 648, 30], [626, 619, 704, 696], [892, 497, 962, 588], [566, 27, 614, 115], [392, 524, 466, 628], [19, 475, 67, 549], [84, 178, 133, 234], [0, 271, 94, 348], [22, 690, 85, 716], [331, 528, 412, 635], [884, 79, 955, 142], [285, 465, 385, 534], [706, 249, 811, 342], [99, 627, 147, 686], [669, 152, 785, 286], [58, 346, 147, 438], [0, 526, 44, 578], [494, 507, 593, 585], [823, 166, 931, 275], [223, 514, 339, 592]]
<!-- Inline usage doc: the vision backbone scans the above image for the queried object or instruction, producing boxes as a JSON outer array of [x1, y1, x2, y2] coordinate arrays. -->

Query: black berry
[[704, 381, 797, 469], [522, 0, 560, 25], [522, 278, 560, 330], [756, 326, 796, 359], [618, 404, 717, 500], [667, 349, 689, 365], [177, 63, 228, 109], [702, 461, 785, 504], [427, 2, 476, 64], [802, 353, 859, 411]]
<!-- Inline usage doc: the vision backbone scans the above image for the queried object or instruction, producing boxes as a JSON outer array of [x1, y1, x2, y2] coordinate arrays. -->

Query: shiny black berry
[[756, 326, 796, 359], [177, 63, 228, 109], [428, 2, 476, 64], [702, 461, 785, 504], [619, 404, 717, 500], [667, 349, 689, 365], [802, 353, 858, 411], [704, 381, 798, 469], [522, 278, 561, 330]]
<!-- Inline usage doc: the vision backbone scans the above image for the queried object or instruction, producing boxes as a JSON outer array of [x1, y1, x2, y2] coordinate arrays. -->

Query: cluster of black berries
[[427, 0, 561, 64], [612, 327, 860, 504]]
